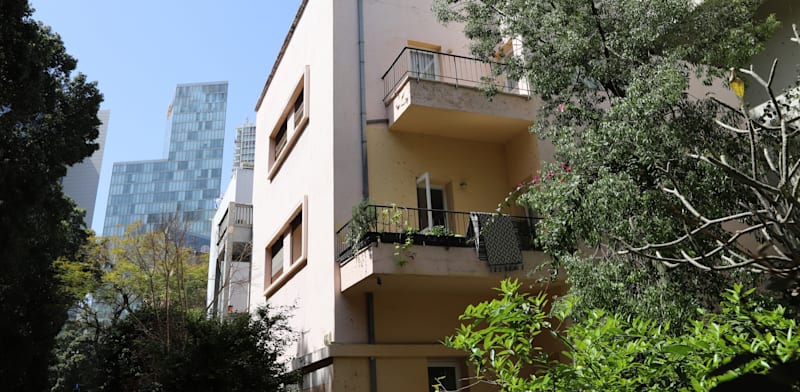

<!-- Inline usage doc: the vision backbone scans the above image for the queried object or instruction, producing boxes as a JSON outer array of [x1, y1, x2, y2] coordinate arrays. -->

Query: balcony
[[217, 202, 253, 246], [335, 205, 548, 294], [381, 47, 540, 143]]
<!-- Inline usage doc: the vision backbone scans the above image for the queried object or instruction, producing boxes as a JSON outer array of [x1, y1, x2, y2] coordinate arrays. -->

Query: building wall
[[366, 124, 538, 215], [747, 1, 800, 105], [251, 0, 337, 360], [251, 1, 546, 390], [207, 168, 254, 314], [63, 109, 110, 227]]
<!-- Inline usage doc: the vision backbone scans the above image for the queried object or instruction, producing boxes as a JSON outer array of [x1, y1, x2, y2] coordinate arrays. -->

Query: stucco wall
[[367, 123, 537, 214], [747, 1, 800, 105], [251, 0, 337, 358]]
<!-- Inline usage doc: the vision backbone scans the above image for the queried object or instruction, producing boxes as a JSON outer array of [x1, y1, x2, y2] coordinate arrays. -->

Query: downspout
[[358, 3, 376, 391], [367, 292, 377, 392], [358, 0, 369, 200], [356, 0, 378, 392]]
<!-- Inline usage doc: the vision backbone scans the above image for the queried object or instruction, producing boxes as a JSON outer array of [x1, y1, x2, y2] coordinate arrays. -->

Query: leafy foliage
[[446, 280, 800, 391], [51, 306, 299, 392], [0, 1, 103, 389], [434, 0, 780, 328], [50, 224, 298, 391]]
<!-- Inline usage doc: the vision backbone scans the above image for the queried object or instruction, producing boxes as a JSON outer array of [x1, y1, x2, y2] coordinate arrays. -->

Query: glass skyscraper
[[103, 81, 228, 249], [233, 121, 256, 170]]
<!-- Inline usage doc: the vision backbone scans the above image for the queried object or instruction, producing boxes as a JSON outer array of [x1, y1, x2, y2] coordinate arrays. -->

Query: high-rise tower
[[62, 109, 110, 228], [233, 121, 256, 170], [103, 81, 228, 250]]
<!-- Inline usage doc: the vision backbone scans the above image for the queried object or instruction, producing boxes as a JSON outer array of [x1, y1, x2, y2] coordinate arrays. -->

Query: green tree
[[444, 279, 800, 391], [0, 0, 103, 389], [52, 306, 299, 392], [433, 0, 780, 326], [50, 223, 302, 392]]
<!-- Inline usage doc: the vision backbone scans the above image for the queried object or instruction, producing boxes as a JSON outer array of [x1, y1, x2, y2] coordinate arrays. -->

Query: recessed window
[[263, 197, 308, 292], [269, 238, 284, 282], [410, 49, 439, 80], [274, 121, 288, 158], [416, 172, 447, 230], [427, 361, 460, 392], [290, 212, 303, 264], [268, 66, 310, 179]]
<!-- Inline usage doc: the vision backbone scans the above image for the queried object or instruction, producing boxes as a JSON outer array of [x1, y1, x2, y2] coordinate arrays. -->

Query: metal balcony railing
[[335, 204, 539, 263], [381, 47, 531, 101]]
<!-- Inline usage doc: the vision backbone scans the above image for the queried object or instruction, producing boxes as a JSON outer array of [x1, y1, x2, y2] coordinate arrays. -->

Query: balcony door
[[410, 49, 438, 81], [416, 172, 447, 231]]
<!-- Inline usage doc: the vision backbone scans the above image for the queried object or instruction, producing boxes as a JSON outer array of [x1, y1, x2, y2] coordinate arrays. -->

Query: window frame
[[427, 360, 461, 392], [263, 196, 309, 298], [268, 65, 310, 180], [409, 49, 439, 81], [416, 172, 448, 231]]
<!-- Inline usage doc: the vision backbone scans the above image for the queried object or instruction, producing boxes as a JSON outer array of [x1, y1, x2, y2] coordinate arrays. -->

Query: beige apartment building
[[248, 0, 559, 391], [247, 1, 800, 391]]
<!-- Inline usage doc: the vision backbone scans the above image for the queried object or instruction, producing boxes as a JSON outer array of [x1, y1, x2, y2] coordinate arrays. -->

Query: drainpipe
[[367, 292, 377, 392], [358, 2, 376, 391], [358, 0, 369, 200]]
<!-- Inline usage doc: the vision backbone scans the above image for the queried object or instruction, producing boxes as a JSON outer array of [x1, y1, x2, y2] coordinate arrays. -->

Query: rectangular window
[[427, 362, 459, 392], [274, 121, 288, 158], [410, 49, 439, 80], [416, 172, 447, 230], [264, 197, 308, 293], [268, 66, 310, 179], [269, 238, 284, 282], [293, 90, 304, 128], [291, 212, 303, 264]]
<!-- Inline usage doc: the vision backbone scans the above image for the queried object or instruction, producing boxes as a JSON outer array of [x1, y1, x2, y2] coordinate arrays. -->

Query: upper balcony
[[381, 47, 540, 143], [216, 202, 253, 246], [335, 204, 551, 294]]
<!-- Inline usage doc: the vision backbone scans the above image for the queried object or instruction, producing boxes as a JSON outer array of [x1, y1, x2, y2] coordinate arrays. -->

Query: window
[[268, 66, 310, 180], [293, 90, 304, 128], [290, 212, 303, 264], [410, 49, 438, 81], [269, 238, 284, 282], [427, 361, 459, 392], [263, 197, 308, 294], [416, 172, 447, 230], [274, 121, 288, 158]]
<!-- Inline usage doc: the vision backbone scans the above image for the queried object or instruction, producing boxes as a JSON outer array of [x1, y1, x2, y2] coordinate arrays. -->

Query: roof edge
[[255, 0, 310, 112]]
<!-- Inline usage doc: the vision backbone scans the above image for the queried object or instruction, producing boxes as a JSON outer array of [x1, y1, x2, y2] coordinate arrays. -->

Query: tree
[[0, 0, 103, 389], [443, 279, 800, 391], [52, 305, 299, 392], [625, 25, 800, 295], [433, 0, 781, 325], [50, 223, 299, 391]]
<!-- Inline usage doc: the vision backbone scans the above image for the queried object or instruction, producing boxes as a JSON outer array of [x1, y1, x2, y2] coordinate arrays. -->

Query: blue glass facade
[[103, 81, 228, 248]]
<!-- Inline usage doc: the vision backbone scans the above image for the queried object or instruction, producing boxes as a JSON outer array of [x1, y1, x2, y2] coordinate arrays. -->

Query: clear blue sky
[[31, 1, 302, 233]]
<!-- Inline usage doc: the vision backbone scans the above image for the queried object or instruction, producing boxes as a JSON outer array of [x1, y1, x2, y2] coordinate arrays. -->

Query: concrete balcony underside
[[386, 79, 538, 143], [339, 242, 551, 294]]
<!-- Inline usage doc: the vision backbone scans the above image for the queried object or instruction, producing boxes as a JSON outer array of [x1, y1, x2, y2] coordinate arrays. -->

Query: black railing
[[381, 47, 531, 101], [335, 204, 539, 263]]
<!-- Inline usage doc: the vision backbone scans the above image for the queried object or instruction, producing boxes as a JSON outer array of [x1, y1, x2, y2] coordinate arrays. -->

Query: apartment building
[[248, 1, 559, 391], [207, 167, 254, 318]]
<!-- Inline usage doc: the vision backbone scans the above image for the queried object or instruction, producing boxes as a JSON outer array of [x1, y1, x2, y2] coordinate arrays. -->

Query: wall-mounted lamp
[[459, 180, 468, 190]]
